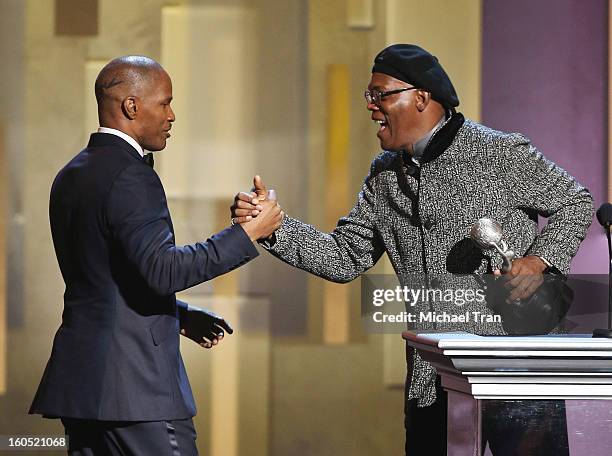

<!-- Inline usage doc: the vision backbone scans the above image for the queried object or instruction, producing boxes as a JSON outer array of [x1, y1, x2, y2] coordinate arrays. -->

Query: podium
[[404, 332, 612, 456]]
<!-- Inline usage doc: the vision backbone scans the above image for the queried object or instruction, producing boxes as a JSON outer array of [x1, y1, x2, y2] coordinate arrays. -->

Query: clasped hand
[[231, 175, 283, 241]]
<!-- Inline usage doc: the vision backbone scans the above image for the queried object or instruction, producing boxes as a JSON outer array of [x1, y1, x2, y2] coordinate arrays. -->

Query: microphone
[[596, 202, 612, 227], [593, 203, 612, 338]]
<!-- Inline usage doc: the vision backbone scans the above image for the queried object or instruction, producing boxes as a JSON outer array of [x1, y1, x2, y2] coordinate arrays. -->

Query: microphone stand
[[593, 224, 612, 338]]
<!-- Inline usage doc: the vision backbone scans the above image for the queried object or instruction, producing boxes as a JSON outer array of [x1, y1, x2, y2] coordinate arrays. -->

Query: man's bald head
[[95, 56, 175, 151], [95, 56, 164, 110]]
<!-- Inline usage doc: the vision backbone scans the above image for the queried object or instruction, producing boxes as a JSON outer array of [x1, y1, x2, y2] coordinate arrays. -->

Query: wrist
[[235, 222, 258, 242], [245, 226, 259, 242], [529, 255, 549, 273], [258, 232, 277, 246], [178, 305, 187, 326]]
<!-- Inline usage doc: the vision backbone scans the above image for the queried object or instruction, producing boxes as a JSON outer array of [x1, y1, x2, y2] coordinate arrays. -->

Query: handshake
[[231, 175, 284, 242]]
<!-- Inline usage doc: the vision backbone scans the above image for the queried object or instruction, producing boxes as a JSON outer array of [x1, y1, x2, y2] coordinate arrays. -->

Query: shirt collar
[[97, 127, 145, 157], [400, 111, 465, 171], [410, 115, 446, 165]]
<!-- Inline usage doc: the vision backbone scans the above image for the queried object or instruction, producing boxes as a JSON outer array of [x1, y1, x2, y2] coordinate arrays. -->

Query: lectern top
[[403, 331, 612, 351]]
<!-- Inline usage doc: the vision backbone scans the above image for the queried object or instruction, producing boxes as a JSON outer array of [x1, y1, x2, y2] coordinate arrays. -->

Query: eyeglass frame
[[364, 86, 419, 105]]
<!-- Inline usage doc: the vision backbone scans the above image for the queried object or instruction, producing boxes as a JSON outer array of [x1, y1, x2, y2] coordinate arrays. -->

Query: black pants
[[61, 417, 197, 456], [404, 377, 569, 456], [404, 377, 448, 456]]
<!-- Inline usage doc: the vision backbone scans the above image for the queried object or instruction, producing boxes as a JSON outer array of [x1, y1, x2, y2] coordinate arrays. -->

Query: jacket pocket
[[149, 316, 176, 346]]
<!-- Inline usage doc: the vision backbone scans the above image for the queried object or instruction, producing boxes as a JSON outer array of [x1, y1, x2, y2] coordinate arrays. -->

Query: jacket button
[[423, 220, 434, 231]]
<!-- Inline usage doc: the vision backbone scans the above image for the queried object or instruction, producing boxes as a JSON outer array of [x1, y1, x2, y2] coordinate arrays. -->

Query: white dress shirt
[[97, 127, 145, 157]]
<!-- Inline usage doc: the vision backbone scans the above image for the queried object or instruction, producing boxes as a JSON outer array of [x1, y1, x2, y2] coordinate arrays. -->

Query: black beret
[[372, 44, 459, 109]]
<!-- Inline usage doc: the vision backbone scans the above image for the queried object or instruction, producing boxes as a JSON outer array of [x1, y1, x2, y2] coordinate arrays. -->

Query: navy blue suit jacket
[[30, 133, 258, 421]]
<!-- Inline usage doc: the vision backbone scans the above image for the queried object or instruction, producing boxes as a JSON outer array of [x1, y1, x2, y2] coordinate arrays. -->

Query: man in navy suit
[[30, 56, 283, 455]]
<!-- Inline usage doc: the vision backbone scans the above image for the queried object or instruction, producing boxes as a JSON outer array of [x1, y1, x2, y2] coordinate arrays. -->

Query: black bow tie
[[143, 153, 154, 168]]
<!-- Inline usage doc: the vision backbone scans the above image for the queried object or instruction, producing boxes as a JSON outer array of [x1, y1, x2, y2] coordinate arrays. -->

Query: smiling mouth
[[374, 119, 388, 133]]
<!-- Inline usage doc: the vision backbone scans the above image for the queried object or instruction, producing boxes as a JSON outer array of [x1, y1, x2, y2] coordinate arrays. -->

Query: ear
[[121, 96, 138, 120], [415, 90, 431, 112]]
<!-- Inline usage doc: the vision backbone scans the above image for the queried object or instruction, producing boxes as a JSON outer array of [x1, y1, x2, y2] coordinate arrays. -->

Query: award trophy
[[470, 218, 571, 335], [470, 218, 516, 273]]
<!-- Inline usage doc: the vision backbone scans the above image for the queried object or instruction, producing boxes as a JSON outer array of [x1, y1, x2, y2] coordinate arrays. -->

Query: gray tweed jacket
[[265, 114, 594, 405]]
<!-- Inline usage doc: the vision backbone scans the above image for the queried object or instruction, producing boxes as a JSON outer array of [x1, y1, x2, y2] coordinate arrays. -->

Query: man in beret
[[233, 44, 593, 454]]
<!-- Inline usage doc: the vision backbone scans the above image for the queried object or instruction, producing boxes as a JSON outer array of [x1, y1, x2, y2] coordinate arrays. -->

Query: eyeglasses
[[364, 87, 418, 105]]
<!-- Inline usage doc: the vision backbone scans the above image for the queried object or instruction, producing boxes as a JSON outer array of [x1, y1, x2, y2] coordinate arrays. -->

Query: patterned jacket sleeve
[[507, 136, 594, 273], [262, 163, 386, 283]]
